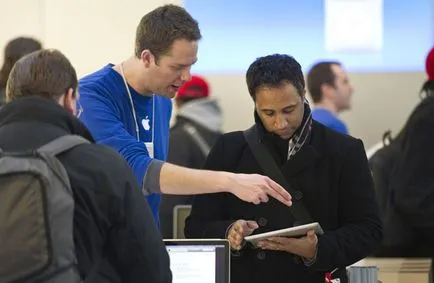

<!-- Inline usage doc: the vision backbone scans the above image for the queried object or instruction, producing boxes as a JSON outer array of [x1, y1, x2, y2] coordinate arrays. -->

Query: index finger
[[265, 178, 292, 206]]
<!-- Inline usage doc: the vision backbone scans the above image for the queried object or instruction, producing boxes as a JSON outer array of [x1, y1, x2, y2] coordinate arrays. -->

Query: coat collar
[[252, 111, 321, 177]]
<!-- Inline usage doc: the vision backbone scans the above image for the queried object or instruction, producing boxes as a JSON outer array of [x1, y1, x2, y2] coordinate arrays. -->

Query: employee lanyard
[[119, 63, 155, 143]]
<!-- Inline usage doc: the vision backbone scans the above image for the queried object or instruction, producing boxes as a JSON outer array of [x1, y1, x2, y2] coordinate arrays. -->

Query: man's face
[[255, 82, 305, 140], [330, 64, 353, 111], [147, 39, 198, 98]]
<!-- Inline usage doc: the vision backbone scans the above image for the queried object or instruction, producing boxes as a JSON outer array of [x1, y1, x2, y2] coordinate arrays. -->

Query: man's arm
[[159, 163, 290, 205], [185, 136, 239, 239], [79, 85, 291, 206], [79, 84, 156, 190]]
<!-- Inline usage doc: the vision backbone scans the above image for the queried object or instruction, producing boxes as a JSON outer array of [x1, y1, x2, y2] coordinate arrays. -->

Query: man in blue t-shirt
[[306, 61, 353, 135], [78, 5, 291, 225]]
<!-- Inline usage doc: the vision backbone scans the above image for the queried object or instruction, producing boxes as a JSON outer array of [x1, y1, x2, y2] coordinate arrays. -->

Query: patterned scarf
[[286, 99, 313, 160], [255, 99, 313, 160]]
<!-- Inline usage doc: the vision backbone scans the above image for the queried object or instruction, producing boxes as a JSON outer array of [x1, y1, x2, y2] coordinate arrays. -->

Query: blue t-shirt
[[78, 64, 172, 224], [312, 108, 349, 135]]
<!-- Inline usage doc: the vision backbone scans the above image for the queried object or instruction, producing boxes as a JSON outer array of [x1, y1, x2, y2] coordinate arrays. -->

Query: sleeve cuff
[[302, 245, 318, 266], [142, 159, 164, 196]]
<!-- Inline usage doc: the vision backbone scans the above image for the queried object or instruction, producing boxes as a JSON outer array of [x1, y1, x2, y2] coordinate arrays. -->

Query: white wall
[[0, 0, 428, 149], [0, 0, 181, 76], [0, 0, 45, 66]]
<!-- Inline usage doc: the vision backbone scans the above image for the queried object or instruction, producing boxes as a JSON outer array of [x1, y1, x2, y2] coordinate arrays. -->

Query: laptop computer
[[164, 239, 230, 283]]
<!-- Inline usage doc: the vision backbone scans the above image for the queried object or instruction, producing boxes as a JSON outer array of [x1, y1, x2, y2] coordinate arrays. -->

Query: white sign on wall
[[325, 0, 384, 52]]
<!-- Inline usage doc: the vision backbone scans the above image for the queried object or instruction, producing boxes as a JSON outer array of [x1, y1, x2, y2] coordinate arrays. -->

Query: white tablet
[[244, 222, 324, 246]]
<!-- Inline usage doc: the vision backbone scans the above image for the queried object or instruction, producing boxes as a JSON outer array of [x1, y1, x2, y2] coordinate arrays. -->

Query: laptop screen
[[164, 240, 230, 283]]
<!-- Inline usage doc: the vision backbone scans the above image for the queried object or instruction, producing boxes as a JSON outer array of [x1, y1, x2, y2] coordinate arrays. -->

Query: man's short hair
[[135, 4, 202, 61], [246, 54, 305, 101], [6, 49, 78, 102], [306, 61, 341, 103]]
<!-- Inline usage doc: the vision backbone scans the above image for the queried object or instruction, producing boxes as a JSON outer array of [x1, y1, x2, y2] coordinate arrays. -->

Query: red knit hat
[[426, 46, 434, 81], [176, 75, 209, 99]]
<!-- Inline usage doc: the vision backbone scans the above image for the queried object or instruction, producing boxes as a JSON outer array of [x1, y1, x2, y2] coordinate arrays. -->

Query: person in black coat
[[0, 49, 171, 283], [370, 47, 434, 260], [184, 54, 382, 283]]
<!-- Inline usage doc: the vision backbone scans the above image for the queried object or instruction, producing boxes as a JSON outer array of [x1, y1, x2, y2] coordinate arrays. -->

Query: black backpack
[[369, 135, 413, 255], [0, 135, 89, 283]]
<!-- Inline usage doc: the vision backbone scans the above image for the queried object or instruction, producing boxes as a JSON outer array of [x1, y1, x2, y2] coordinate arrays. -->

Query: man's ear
[[60, 88, 76, 115], [141, 49, 153, 68], [321, 83, 333, 99]]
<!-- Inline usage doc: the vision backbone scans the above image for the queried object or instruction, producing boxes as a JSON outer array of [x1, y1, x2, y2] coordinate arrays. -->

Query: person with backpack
[[185, 54, 382, 283], [371, 46, 434, 262], [0, 49, 171, 282]]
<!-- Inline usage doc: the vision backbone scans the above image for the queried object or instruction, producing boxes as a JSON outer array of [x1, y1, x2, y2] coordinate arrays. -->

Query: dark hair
[[6, 49, 77, 102], [388, 79, 434, 144], [135, 4, 201, 62], [393, 94, 434, 146], [306, 61, 341, 103], [0, 37, 42, 89], [246, 54, 305, 101]]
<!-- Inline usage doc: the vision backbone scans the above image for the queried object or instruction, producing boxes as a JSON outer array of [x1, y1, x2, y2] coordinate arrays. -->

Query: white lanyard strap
[[119, 63, 155, 143]]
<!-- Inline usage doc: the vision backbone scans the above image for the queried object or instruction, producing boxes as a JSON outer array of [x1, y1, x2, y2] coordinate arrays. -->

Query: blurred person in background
[[371, 47, 434, 267], [0, 36, 42, 106], [159, 75, 223, 238], [306, 61, 353, 135]]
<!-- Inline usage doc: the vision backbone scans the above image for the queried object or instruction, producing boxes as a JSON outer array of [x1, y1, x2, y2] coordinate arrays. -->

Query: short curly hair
[[246, 54, 305, 101]]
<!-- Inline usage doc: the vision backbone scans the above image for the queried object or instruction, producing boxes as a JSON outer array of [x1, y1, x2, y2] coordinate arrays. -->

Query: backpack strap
[[183, 123, 211, 156], [38, 135, 102, 282], [243, 125, 313, 224], [38, 135, 90, 156]]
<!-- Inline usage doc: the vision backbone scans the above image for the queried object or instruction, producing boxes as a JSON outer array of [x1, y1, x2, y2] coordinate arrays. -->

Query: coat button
[[257, 217, 268, 227], [293, 190, 303, 201], [257, 251, 266, 260]]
